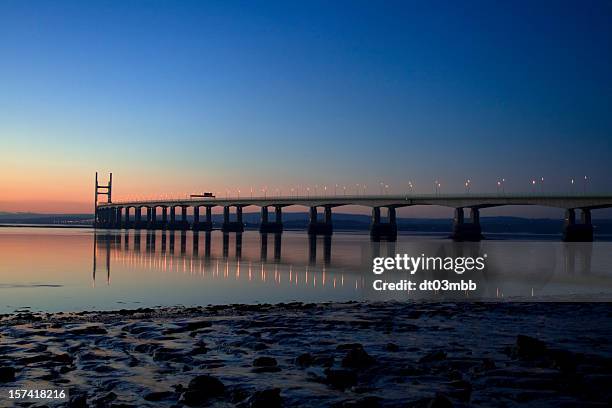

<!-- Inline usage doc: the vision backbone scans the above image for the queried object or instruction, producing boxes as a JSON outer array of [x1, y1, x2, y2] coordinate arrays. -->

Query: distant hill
[[1, 211, 611, 235]]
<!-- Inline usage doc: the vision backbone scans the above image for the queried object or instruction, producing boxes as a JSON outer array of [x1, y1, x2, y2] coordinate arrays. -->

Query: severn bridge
[[94, 173, 612, 241]]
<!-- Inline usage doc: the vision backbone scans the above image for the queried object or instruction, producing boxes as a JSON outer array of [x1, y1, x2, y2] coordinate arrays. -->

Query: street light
[[584, 176, 588, 194], [465, 179, 471, 194], [379, 181, 384, 195]]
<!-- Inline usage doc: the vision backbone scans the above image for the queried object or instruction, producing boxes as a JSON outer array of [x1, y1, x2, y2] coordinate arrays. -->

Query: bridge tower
[[94, 172, 112, 227]]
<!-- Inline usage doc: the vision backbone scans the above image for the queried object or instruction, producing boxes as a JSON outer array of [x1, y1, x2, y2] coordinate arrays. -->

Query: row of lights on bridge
[[113, 176, 591, 202]]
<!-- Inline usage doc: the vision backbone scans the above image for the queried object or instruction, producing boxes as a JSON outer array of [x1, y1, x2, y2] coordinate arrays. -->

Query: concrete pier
[[222, 206, 244, 232], [161, 207, 168, 229], [370, 207, 397, 241], [259, 206, 283, 233], [563, 208, 594, 241], [452, 207, 482, 241], [193, 206, 213, 231], [308, 206, 333, 235], [135, 207, 144, 229]]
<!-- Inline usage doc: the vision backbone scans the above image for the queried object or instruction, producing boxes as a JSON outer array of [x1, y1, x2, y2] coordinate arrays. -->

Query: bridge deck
[[97, 194, 612, 210]]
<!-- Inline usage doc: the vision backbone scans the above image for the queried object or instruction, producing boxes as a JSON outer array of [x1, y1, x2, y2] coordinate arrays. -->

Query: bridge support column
[[150, 207, 157, 229], [124, 207, 130, 229], [135, 207, 143, 229], [115, 207, 123, 229], [161, 207, 168, 229], [370, 207, 397, 241], [259, 206, 283, 233], [308, 206, 333, 235], [452, 207, 482, 241], [222, 206, 244, 232], [169, 206, 176, 230], [563, 208, 593, 242], [195, 206, 213, 231], [180, 206, 188, 230], [146, 207, 152, 229]]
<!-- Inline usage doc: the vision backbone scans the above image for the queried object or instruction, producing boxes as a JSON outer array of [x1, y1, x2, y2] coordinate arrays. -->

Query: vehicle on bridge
[[190, 192, 215, 198]]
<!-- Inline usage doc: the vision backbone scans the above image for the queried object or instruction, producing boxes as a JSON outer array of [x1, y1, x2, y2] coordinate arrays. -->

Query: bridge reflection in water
[[91, 230, 611, 301], [92, 231, 358, 292]]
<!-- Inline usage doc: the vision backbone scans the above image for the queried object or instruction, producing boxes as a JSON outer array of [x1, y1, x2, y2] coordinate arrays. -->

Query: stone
[[516, 335, 547, 359], [144, 391, 174, 401], [324, 368, 357, 389], [342, 347, 375, 369], [248, 388, 282, 408], [181, 375, 225, 405], [253, 356, 278, 367], [0, 366, 16, 382], [419, 351, 447, 364], [296, 352, 313, 367]]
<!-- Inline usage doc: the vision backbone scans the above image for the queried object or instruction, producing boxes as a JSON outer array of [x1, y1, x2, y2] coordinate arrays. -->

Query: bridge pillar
[[222, 206, 244, 232], [161, 207, 168, 229], [308, 206, 333, 235], [370, 207, 397, 241], [236, 206, 243, 224], [259, 205, 283, 233], [150, 206, 157, 229], [135, 207, 143, 229], [124, 207, 130, 228], [180, 206, 189, 230], [169, 206, 176, 230], [563, 208, 593, 242], [195, 206, 213, 231], [452, 207, 482, 241], [115, 207, 123, 229], [146, 207, 152, 229]]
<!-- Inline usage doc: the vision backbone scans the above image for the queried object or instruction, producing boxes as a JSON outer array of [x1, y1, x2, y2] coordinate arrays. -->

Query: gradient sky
[[1, 0, 611, 215]]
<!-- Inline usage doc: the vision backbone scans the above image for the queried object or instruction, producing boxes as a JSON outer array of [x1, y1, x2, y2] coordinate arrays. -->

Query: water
[[1, 227, 611, 312]]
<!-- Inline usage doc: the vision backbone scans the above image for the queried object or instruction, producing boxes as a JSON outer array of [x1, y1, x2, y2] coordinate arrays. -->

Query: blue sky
[[1, 0, 611, 213]]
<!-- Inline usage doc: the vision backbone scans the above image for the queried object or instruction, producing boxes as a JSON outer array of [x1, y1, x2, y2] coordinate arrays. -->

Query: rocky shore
[[1, 302, 611, 407]]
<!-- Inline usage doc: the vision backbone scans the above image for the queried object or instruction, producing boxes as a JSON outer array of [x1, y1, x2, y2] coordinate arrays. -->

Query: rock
[[67, 325, 108, 335], [385, 343, 400, 352], [342, 346, 375, 369], [52, 353, 73, 364], [181, 375, 225, 406], [324, 368, 357, 389], [516, 335, 547, 359], [248, 388, 281, 408], [183, 320, 213, 331], [68, 393, 88, 408], [144, 391, 174, 401], [336, 343, 364, 351], [419, 350, 447, 364], [253, 357, 277, 367], [296, 352, 313, 367], [427, 393, 453, 408], [0, 366, 15, 382]]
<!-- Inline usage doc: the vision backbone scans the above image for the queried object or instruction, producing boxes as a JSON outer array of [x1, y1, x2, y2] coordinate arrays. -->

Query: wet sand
[[1, 302, 611, 407]]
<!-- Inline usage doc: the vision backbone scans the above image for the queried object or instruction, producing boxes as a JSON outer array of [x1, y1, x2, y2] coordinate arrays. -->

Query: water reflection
[[1, 228, 611, 313], [89, 230, 612, 302], [92, 231, 348, 296]]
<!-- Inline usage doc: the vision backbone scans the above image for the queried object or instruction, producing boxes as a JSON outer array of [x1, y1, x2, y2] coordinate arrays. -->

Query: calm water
[[1, 228, 611, 312]]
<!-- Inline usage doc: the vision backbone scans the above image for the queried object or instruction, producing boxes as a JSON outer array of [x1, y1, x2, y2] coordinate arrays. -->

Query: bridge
[[94, 173, 612, 241]]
